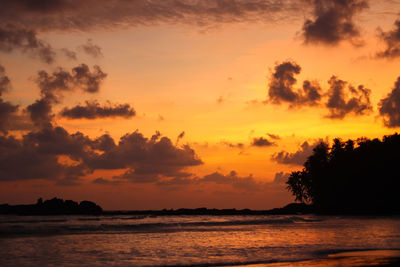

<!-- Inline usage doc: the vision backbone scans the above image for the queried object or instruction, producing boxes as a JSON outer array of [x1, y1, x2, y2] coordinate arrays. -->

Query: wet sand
[[227, 250, 400, 267]]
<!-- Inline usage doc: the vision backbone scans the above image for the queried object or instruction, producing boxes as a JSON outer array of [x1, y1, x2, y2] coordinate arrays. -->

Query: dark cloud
[[68, 64, 107, 93], [89, 131, 203, 183], [201, 171, 262, 191], [26, 98, 53, 126], [267, 61, 372, 119], [325, 76, 372, 119], [0, 24, 56, 63], [268, 61, 301, 104], [302, 0, 368, 45], [379, 76, 400, 128], [60, 101, 135, 120], [0, 99, 19, 134], [251, 137, 275, 147], [221, 141, 244, 149], [268, 61, 322, 106], [0, 1, 300, 32], [56, 176, 81, 186], [92, 177, 121, 185], [0, 125, 91, 182], [271, 140, 320, 165], [0, 64, 11, 96], [81, 39, 103, 58], [0, 65, 19, 134], [26, 64, 107, 125], [4, 113, 33, 131], [35, 64, 107, 100], [156, 175, 195, 186], [377, 19, 400, 59], [302, 80, 322, 106], [91, 134, 116, 152]]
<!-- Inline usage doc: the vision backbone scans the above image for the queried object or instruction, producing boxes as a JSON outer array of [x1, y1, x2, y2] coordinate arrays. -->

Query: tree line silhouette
[[287, 133, 400, 214]]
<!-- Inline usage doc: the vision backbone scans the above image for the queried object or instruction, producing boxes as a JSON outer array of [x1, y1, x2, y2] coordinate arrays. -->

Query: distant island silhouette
[[0, 197, 310, 216], [0, 197, 103, 215], [287, 133, 400, 215]]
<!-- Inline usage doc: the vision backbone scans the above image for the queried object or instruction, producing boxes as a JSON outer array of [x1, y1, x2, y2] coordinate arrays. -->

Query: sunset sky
[[1, 0, 400, 210]]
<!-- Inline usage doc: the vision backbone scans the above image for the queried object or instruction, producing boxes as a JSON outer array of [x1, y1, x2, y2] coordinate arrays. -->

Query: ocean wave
[[0, 216, 310, 237], [0, 219, 68, 224]]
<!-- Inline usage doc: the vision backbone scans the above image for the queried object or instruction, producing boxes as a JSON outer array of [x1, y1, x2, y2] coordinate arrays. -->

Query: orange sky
[[1, 0, 400, 210]]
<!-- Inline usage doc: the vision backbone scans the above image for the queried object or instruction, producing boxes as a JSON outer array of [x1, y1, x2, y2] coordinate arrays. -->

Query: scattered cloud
[[268, 61, 322, 107], [60, 101, 135, 120], [325, 75, 372, 119], [267, 61, 372, 120], [35, 63, 107, 98], [80, 39, 103, 58], [221, 141, 245, 149], [302, 0, 368, 45], [26, 64, 107, 125]]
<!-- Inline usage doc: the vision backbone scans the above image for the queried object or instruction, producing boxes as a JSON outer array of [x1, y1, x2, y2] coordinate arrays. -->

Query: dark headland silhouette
[[287, 133, 400, 215], [1, 134, 400, 216]]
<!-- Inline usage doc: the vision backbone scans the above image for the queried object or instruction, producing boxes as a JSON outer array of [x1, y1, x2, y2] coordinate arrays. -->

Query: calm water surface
[[0, 214, 399, 266]]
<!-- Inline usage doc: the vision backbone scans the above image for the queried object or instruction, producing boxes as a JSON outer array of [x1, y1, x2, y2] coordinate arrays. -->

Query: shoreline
[[223, 250, 400, 267]]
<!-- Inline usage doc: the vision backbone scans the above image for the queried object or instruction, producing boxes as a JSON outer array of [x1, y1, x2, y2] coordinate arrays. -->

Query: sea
[[0, 214, 399, 266]]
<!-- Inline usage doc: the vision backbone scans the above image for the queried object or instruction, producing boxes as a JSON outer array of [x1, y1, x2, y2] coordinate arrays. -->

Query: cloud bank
[[0, 124, 202, 185]]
